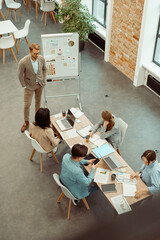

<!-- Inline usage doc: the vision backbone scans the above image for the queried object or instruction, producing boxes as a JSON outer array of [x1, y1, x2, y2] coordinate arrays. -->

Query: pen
[[114, 169, 123, 174]]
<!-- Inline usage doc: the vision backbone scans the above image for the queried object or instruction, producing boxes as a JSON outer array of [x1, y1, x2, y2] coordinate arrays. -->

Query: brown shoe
[[21, 121, 29, 133]]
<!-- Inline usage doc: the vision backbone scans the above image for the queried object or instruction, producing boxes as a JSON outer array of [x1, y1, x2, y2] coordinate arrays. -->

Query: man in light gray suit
[[18, 43, 47, 132]]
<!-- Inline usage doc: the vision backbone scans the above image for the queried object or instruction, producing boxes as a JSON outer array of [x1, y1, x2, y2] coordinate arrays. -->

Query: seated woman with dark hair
[[131, 150, 160, 198], [29, 108, 60, 152], [60, 144, 99, 202], [90, 110, 121, 149]]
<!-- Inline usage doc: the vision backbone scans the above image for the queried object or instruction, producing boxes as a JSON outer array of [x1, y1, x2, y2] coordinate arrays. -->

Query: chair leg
[[13, 10, 17, 21], [0, 50, 2, 57], [6, 9, 9, 20], [17, 9, 22, 17], [82, 198, 90, 210], [51, 11, 56, 24], [35, 1, 38, 20], [17, 39, 20, 53], [51, 150, 58, 164], [67, 199, 71, 220], [57, 192, 64, 203], [25, 37, 29, 46], [25, 0, 29, 9], [45, 12, 47, 25], [40, 153, 42, 172], [41, 12, 44, 21], [117, 148, 121, 155], [30, 148, 36, 160], [10, 48, 17, 62], [0, 10, 5, 20], [29, 0, 31, 13], [12, 33, 18, 54], [3, 49, 5, 64]]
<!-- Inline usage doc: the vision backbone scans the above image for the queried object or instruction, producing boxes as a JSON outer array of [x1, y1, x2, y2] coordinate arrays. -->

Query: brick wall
[[109, 0, 144, 80]]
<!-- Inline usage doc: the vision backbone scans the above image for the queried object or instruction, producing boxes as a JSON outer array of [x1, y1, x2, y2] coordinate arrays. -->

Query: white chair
[[40, 0, 56, 25], [0, 35, 17, 64], [0, 0, 5, 20], [117, 117, 128, 155], [14, 19, 31, 53], [25, 130, 58, 172], [5, 0, 22, 22], [53, 173, 90, 220]]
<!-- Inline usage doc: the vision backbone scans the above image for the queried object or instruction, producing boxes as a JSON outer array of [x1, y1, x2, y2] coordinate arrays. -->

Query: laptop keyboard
[[61, 119, 72, 128], [104, 157, 117, 169]]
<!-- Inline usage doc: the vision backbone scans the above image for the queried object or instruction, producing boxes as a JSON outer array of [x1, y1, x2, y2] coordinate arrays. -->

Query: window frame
[[153, 17, 160, 67], [92, 0, 108, 28]]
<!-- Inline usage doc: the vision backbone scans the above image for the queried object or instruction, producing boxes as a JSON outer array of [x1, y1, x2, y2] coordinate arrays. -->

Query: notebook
[[56, 109, 75, 131], [92, 143, 115, 158], [103, 154, 123, 170]]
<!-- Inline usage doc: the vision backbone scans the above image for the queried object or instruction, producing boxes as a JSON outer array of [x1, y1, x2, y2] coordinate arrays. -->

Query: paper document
[[94, 168, 109, 184], [70, 107, 84, 118], [111, 195, 132, 215], [89, 134, 106, 147], [54, 113, 62, 118], [60, 129, 78, 140], [117, 173, 137, 184], [77, 125, 92, 138], [123, 183, 136, 197], [92, 143, 115, 158]]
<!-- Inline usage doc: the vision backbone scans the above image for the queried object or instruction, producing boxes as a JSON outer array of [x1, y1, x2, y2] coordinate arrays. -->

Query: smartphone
[[93, 158, 100, 165]]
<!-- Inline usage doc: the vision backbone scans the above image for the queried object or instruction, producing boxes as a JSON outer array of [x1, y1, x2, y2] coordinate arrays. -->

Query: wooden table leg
[[36, 2, 38, 20]]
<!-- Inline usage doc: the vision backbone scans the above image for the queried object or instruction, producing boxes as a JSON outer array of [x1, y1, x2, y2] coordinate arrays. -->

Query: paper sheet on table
[[70, 107, 84, 118], [94, 168, 109, 184], [111, 195, 132, 215], [54, 113, 62, 118], [123, 183, 136, 197], [60, 129, 78, 140], [77, 125, 92, 138], [90, 134, 106, 147], [117, 173, 137, 184]]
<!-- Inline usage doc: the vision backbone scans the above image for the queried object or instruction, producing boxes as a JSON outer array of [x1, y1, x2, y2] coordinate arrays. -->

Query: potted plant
[[55, 0, 96, 51]]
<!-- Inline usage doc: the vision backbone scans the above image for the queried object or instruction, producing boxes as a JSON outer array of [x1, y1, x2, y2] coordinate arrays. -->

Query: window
[[92, 0, 108, 27], [153, 17, 160, 67]]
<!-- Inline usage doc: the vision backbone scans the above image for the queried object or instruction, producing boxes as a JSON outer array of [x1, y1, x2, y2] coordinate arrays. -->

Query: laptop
[[56, 109, 76, 131], [103, 154, 123, 170]]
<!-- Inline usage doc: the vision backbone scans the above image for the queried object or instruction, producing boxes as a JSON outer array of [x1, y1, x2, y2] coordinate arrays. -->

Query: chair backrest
[[41, 0, 55, 11], [53, 173, 77, 200], [0, 35, 15, 48], [24, 130, 47, 153], [117, 117, 128, 144], [4, 0, 14, 7], [24, 19, 31, 35]]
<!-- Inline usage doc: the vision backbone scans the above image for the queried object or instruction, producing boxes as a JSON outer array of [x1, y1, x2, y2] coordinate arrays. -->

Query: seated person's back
[[60, 144, 99, 199], [29, 108, 60, 152]]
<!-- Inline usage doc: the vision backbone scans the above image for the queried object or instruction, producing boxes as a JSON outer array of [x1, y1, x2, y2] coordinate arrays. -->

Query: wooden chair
[[117, 117, 128, 155], [5, 0, 22, 22], [53, 173, 90, 220], [14, 19, 31, 53], [0, 35, 17, 64], [40, 0, 56, 25], [25, 130, 58, 172]]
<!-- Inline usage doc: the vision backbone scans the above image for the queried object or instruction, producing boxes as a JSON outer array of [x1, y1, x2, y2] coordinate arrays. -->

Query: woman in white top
[[90, 110, 121, 150]]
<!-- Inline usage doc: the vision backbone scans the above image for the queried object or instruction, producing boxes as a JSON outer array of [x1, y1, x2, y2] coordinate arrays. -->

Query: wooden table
[[51, 111, 150, 208]]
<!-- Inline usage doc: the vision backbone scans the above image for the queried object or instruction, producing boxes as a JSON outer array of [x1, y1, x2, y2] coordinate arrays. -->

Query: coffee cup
[[111, 173, 116, 181], [62, 110, 66, 117], [86, 135, 90, 143]]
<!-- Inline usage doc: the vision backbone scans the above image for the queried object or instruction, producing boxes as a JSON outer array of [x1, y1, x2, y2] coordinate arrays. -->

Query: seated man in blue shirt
[[60, 144, 99, 205], [131, 150, 160, 198]]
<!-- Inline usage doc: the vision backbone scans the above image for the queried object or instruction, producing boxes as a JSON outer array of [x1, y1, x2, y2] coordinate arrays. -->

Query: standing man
[[18, 43, 47, 132]]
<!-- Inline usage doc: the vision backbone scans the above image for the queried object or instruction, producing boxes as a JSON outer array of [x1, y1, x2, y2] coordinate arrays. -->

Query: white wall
[[81, 0, 92, 14], [134, 0, 160, 86], [104, 0, 114, 62]]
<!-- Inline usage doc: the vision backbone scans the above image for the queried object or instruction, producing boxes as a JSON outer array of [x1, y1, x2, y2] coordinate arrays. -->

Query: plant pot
[[79, 40, 85, 51]]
